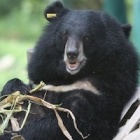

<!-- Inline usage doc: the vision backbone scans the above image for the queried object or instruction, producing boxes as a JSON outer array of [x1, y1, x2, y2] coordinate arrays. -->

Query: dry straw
[[0, 82, 89, 140]]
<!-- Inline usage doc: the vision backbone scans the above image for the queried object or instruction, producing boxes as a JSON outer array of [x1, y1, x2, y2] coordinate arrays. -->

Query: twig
[[30, 81, 45, 93], [19, 102, 31, 131], [54, 109, 73, 140], [0, 96, 19, 135]]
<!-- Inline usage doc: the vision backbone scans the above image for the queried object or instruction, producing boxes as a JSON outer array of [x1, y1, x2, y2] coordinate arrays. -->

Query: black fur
[[1, 78, 30, 96], [0, 1, 139, 140]]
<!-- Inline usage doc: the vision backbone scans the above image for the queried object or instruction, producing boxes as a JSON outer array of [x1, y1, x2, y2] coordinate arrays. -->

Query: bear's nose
[[67, 51, 79, 60]]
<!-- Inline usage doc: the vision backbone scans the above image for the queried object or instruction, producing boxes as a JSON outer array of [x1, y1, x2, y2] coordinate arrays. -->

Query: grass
[[0, 38, 35, 90]]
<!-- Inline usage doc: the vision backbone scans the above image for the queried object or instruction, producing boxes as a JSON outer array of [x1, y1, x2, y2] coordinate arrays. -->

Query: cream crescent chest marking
[[42, 80, 100, 95]]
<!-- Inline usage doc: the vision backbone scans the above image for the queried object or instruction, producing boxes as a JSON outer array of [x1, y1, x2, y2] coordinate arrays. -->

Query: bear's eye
[[83, 35, 90, 42], [62, 31, 68, 42]]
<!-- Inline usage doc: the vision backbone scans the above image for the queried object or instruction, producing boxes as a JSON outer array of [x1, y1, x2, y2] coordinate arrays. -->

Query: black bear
[[0, 1, 139, 140]]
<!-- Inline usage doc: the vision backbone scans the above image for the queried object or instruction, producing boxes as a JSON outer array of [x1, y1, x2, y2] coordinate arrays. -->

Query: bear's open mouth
[[65, 59, 86, 75], [68, 61, 80, 71]]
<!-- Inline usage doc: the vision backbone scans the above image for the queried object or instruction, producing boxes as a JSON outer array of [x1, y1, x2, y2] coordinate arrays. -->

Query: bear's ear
[[44, 1, 67, 22], [122, 24, 132, 38]]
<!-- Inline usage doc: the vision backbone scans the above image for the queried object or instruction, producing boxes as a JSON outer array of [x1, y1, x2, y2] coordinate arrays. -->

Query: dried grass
[[0, 82, 89, 140]]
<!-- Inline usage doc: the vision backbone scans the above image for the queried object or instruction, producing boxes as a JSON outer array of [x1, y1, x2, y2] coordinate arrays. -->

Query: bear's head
[[28, 1, 133, 84]]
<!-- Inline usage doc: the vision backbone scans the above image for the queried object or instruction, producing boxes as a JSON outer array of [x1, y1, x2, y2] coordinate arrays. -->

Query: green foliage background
[[0, 0, 50, 89]]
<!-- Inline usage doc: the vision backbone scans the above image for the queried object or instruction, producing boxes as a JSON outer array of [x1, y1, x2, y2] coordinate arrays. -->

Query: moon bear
[[0, 1, 139, 140]]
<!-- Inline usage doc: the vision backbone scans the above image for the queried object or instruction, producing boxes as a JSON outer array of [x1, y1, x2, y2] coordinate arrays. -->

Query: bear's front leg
[[1, 78, 30, 96]]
